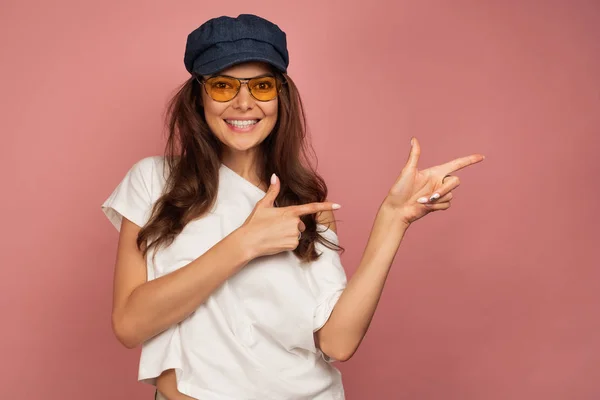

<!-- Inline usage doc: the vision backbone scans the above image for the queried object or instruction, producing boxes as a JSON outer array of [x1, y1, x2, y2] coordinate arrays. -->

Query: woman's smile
[[224, 118, 262, 133]]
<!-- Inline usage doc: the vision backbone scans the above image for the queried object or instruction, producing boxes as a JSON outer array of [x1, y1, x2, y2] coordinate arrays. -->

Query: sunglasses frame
[[195, 74, 287, 103]]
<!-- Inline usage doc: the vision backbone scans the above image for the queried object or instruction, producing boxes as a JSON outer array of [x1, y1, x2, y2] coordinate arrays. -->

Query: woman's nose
[[232, 83, 254, 110]]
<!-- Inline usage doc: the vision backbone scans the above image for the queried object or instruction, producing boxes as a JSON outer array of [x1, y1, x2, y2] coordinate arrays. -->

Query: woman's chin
[[220, 131, 272, 152], [222, 136, 263, 152]]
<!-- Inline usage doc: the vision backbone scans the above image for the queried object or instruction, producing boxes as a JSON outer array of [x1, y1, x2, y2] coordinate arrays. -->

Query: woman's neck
[[221, 153, 265, 190]]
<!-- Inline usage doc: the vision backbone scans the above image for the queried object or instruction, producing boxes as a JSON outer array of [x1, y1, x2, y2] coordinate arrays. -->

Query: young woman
[[102, 14, 484, 400]]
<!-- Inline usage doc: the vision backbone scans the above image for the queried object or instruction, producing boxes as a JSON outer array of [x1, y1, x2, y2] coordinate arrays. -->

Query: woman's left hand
[[383, 137, 485, 227]]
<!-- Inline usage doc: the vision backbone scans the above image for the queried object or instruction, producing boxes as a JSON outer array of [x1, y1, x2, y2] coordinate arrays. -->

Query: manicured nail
[[271, 173, 277, 184], [332, 203, 341, 209], [429, 193, 440, 201], [417, 197, 428, 204]]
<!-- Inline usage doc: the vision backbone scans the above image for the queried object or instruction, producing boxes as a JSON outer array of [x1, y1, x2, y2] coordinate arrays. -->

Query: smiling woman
[[101, 11, 484, 400]]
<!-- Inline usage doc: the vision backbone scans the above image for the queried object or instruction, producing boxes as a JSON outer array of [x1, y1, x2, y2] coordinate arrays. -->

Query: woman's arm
[[314, 202, 409, 361], [314, 137, 485, 361], [111, 217, 252, 349]]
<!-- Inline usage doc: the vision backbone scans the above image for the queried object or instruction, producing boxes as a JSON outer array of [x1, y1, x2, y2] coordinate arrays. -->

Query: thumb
[[259, 173, 280, 207], [406, 136, 421, 170]]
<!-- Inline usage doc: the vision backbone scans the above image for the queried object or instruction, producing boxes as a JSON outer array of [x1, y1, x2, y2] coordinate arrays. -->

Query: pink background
[[2, 0, 599, 399]]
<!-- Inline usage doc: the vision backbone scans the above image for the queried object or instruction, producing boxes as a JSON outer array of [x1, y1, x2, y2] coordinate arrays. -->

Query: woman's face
[[201, 62, 279, 157]]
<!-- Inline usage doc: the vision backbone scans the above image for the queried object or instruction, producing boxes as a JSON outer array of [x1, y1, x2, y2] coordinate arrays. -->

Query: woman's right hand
[[239, 173, 341, 259]]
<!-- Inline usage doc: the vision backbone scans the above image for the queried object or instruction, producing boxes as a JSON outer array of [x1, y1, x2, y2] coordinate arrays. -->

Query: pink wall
[[2, 0, 599, 399]]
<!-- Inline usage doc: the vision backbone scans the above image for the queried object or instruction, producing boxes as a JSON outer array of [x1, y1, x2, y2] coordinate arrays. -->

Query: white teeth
[[226, 119, 259, 127]]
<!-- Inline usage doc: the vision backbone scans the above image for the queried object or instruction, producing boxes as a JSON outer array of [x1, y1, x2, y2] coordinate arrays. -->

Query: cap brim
[[193, 50, 287, 76]]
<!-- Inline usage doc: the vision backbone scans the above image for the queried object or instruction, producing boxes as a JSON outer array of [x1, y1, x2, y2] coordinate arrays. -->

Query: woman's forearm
[[117, 228, 252, 348], [317, 201, 409, 361]]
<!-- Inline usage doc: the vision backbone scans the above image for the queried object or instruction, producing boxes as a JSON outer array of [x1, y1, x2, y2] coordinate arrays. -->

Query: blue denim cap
[[184, 14, 289, 76]]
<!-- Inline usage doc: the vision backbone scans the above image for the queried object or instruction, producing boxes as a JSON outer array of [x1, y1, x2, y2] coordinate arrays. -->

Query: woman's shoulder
[[130, 155, 175, 179], [126, 155, 171, 199], [129, 155, 166, 174]]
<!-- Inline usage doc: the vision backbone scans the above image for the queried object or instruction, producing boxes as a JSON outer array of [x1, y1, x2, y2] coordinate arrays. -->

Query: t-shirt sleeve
[[305, 224, 348, 333], [101, 157, 156, 231]]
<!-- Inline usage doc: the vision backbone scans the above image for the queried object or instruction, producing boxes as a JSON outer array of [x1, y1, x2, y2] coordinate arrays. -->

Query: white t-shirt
[[101, 156, 347, 400]]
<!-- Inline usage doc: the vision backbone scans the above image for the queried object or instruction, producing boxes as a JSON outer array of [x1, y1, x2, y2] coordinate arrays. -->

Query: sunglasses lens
[[248, 77, 279, 101], [204, 77, 241, 102]]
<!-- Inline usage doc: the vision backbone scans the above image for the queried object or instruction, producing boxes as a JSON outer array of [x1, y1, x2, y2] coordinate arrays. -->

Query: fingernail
[[270, 173, 277, 184], [411, 137, 414, 146], [417, 197, 428, 204], [429, 193, 440, 201], [332, 203, 341, 209]]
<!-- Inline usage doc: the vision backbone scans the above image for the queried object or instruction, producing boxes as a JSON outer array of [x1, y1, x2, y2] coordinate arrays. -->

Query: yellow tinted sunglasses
[[197, 75, 285, 102]]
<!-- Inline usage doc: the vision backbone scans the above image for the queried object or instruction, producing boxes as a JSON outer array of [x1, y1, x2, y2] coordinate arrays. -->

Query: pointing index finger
[[289, 202, 341, 216], [440, 154, 485, 174]]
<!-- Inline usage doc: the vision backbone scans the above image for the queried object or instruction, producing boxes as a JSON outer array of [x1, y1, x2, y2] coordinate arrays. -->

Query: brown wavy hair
[[136, 67, 344, 264]]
